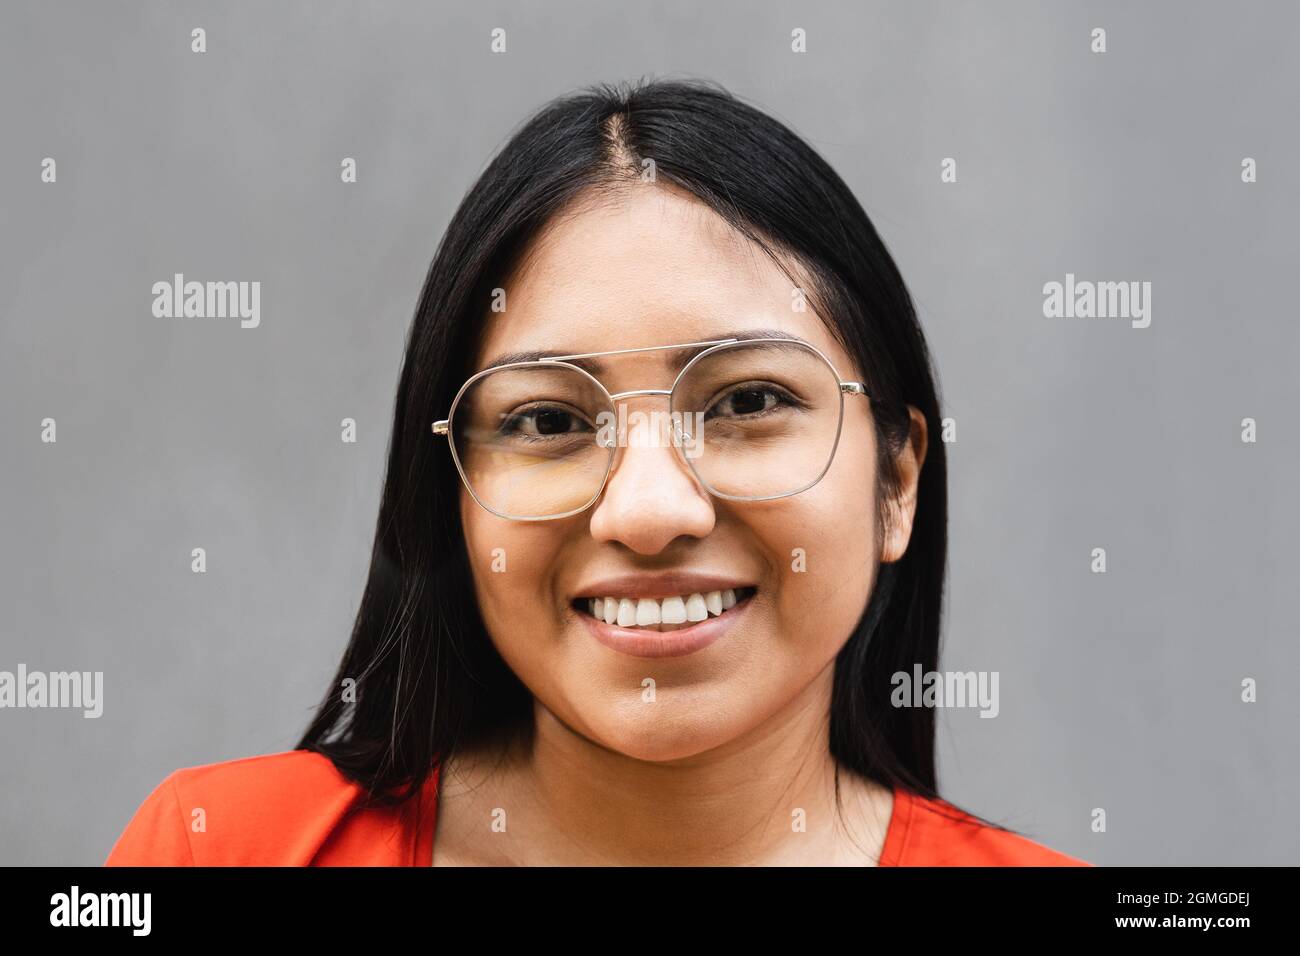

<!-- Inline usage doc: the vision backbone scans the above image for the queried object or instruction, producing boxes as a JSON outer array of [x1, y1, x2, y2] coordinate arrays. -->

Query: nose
[[586, 400, 716, 554]]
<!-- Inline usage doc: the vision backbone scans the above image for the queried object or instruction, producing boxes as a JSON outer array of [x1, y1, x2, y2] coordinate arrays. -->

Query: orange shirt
[[104, 749, 1091, 866]]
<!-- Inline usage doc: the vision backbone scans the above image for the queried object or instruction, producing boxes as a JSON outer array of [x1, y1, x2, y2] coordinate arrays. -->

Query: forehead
[[469, 185, 856, 380]]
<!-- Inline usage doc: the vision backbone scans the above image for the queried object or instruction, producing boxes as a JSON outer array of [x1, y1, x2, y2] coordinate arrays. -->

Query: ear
[[880, 406, 928, 564]]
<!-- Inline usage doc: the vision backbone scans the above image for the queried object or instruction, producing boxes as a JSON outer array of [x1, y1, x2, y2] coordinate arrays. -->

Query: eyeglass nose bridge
[[597, 386, 692, 451]]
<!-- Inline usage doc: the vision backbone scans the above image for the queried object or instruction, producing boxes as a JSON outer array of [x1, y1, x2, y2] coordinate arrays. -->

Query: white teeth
[[581, 588, 751, 629], [635, 598, 661, 626], [617, 598, 637, 627], [660, 596, 687, 624]]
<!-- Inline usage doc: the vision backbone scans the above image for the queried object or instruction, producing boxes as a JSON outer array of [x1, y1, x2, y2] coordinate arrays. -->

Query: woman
[[107, 78, 1088, 866]]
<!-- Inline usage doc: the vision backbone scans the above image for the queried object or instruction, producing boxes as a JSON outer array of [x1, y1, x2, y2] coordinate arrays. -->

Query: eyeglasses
[[431, 336, 872, 521]]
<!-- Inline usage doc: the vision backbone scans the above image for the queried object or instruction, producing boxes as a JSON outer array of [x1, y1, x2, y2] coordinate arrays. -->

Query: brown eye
[[706, 385, 796, 421], [501, 404, 591, 438]]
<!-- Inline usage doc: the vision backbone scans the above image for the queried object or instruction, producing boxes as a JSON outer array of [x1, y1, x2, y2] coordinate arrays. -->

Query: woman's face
[[459, 183, 925, 763]]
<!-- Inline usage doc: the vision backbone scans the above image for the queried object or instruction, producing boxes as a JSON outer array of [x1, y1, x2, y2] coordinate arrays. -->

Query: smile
[[570, 585, 758, 659], [574, 587, 757, 631]]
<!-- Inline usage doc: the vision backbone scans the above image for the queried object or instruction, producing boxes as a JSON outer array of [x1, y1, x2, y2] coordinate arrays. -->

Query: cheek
[[760, 424, 878, 646], [459, 493, 559, 639], [458, 497, 588, 720]]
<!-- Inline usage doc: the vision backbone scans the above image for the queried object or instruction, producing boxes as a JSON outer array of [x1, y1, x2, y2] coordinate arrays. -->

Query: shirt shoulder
[[884, 787, 1093, 867], [104, 750, 440, 866]]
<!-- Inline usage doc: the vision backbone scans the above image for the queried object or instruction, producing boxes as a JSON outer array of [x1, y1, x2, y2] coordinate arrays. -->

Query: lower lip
[[576, 593, 754, 659]]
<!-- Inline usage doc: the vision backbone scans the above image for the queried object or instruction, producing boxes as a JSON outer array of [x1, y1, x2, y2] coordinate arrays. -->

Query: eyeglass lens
[[450, 341, 844, 518]]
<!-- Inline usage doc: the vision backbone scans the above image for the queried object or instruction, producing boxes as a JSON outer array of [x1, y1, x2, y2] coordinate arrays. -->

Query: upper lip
[[573, 571, 757, 601]]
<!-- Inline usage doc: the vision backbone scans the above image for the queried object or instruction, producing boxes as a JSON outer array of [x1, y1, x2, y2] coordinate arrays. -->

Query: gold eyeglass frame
[[431, 336, 871, 521]]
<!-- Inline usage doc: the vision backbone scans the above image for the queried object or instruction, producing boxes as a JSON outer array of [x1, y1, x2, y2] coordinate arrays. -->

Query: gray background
[[2, 0, 1296, 866]]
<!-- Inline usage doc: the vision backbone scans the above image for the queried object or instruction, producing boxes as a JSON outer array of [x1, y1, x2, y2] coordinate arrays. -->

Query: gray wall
[[1, 0, 1295, 865]]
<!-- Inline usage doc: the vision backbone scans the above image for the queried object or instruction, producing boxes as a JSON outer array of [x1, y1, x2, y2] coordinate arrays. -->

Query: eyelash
[[703, 382, 805, 421], [498, 404, 593, 440]]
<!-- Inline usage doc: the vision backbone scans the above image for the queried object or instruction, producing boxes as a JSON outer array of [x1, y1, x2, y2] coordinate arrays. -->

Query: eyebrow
[[478, 328, 812, 376]]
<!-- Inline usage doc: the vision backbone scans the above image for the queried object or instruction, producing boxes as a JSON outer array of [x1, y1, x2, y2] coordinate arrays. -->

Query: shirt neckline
[[877, 783, 913, 866], [424, 764, 915, 867]]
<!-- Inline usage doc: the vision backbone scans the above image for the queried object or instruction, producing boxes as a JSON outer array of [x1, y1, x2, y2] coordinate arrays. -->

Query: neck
[[450, 663, 893, 865]]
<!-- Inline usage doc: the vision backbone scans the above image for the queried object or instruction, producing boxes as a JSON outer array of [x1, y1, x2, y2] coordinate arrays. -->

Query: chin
[[575, 694, 747, 764]]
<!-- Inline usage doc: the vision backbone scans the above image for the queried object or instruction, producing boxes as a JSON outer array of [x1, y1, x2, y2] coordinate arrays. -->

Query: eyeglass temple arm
[[432, 381, 869, 437]]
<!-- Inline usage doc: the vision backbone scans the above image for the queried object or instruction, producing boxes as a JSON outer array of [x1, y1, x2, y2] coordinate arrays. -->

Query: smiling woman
[[105, 77, 1088, 867]]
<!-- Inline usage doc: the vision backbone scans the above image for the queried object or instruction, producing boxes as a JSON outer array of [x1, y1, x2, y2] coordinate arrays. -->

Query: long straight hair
[[298, 78, 959, 821]]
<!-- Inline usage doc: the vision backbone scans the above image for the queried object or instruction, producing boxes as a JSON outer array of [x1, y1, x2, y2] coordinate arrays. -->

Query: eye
[[500, 403, 593, 438], [705, 384, 798, 420]]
